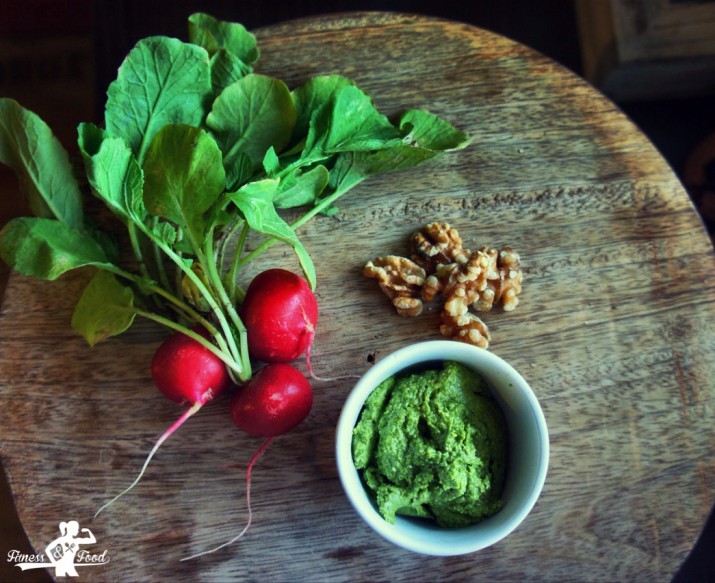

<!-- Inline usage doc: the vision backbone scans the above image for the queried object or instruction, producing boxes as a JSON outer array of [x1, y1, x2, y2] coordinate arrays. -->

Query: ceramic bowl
[[335, 340, 549, 556]]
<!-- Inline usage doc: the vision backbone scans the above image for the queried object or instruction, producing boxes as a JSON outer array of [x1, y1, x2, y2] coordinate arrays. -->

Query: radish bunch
[[97, 268, 318, 559]]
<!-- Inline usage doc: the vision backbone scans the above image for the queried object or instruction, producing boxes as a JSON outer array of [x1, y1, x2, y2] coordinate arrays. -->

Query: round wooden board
[[1, 12, 714, 582]]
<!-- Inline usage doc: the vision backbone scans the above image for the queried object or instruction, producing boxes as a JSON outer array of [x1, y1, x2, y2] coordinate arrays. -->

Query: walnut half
[[363, 256, 426, 317], [410, 222, 470, 273], [472, 247, 523, 312], [440, 311, 491, 349]]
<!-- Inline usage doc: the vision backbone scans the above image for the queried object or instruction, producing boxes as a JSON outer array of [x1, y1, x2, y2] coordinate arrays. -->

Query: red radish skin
[[240, 268, 318, 365], [241, 268, 358, 383], [231, 363, 313, 437], [151, 325, 232, 405], [94, 327, 231, 517], [182, 363, 313, 561]]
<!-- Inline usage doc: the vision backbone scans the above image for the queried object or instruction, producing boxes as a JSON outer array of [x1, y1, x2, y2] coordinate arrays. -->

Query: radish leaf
[[188, 12, 257, 95], [290, 75, 354, 144], [262, 147, 281, 176], [71, 270, 137, 346], [398, 110, 472, 151], [304, 85, 401, 157], [142, 124, 225, 247], [78, 122, 146, 223], [274, 165, 329, 209], [188, 12, 259, 65], [229, 179, 316, 288], [332, 146, 437, 182], [0, 217, 113, 280], [151, 221, 178, 246], [206, 74, 296, 170], [104, 36, 212, 163], [208, 50, 252, 96], [225, 151, 253, 191], [0, 98, 84, 229]]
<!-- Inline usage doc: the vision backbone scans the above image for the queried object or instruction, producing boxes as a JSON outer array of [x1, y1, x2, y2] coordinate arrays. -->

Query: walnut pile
[[363, 222, 523, 348]]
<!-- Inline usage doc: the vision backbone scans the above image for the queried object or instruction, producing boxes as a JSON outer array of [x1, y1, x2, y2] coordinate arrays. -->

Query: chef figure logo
[[45, 521, 96, 577], [9, 519, 109, 577]]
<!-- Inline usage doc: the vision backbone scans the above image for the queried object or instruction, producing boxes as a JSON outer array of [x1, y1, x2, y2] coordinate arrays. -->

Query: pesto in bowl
[[352, 361, 506, 527], [336, 340, 548, 556]]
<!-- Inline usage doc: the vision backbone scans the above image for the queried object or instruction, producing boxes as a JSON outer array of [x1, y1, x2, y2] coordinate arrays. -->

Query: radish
[[95, 326, 231, 517], [241, 268, 359, 383], [230, 363, 313, 437], [151, 325, 232, 406], [240, 268, 318, 366], [182, 363, 313, 561]]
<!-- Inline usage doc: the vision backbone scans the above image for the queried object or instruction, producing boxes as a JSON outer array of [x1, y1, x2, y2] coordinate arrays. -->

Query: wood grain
[[1, 12, 714, 582]]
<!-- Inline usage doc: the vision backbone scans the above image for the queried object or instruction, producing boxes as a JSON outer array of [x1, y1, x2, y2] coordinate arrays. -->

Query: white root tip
[[94, 401, 202, 519], [180, 518, 252, 562], [180, 437, 273, 562], [304, 342, 360, 383]]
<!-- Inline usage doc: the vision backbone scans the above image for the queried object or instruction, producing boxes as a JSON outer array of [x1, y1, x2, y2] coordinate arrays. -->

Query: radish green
[[0, 12, 471, 385]]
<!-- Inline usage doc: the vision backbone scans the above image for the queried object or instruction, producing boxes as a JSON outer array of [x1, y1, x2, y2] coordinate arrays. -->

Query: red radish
[[240, 268, 318, 366], [240, 268, 357, 383], [95, 326, 231, 517], [151, 325, 232, 406], [230, 363, 313, 436], [182, 363, 313, 561]]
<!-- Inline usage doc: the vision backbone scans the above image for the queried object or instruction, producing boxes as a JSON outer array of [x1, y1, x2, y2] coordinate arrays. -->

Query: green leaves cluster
[[0, 13, 470, 382]]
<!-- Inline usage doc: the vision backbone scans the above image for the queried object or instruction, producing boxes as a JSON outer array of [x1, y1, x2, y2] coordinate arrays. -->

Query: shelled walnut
[[442, 247, 499, 301], [410, 222, 470, 272], [440, 311, 490, 349], [363, 223, 523, 348], [363, 255, 426, 317], [422, 263, 456, 302], [473, 247, 522, 312]]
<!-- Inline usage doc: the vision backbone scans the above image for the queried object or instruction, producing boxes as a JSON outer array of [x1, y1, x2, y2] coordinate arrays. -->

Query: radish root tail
[[181, 436, 274, 562], [303, 327, 360, 383], [94, 400, 203, 519]]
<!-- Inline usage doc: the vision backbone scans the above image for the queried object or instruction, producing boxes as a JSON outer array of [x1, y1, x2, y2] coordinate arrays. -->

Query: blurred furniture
[[576, 0, 715, 100]]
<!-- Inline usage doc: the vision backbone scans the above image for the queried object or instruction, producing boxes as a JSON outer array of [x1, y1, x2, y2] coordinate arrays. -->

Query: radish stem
[[133, 221, 246, 377], [94, 400, 204, 518], [180, 436, 274, 562], [108, 265, 216, 333], [134, 310, 243, 376], [236, 178, 363, 270], [150, 217, 173, 292], [227, 222, 250, 304], [203, 233, 248, 342]]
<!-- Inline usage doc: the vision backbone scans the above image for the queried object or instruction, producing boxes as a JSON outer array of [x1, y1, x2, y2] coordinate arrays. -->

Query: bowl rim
[[335, 340, 549, 556]]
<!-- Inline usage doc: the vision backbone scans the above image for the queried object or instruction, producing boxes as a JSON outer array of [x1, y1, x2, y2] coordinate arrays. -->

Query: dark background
[[1, 1, 713, 581]]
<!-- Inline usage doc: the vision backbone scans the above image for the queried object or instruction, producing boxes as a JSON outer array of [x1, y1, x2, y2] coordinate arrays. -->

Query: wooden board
[[1, 12, 714, 582]]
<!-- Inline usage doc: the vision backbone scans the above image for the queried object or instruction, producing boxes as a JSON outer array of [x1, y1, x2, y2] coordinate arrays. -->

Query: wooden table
[[1, 12, 714, 582]]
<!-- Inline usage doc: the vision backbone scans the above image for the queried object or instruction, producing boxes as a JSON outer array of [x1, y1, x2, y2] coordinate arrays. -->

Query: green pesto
[[352, 361, 507, 527]]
